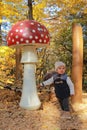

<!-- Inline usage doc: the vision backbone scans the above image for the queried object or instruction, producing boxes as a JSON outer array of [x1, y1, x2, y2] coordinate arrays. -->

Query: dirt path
[[0, 89, 87, 130]]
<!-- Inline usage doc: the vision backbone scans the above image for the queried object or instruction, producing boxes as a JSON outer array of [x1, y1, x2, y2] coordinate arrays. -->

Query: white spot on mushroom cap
[[12, 39, 14, 42], [25, 27, 29, 31], [16, 29, 19, 32], [41, 34, 44, 37], [20, 23, 23, 26], [15, 35, 19, 39], [11, 33, 13, 36], [32, 29, 36, 33], [20, 38, 24, 41], [26, 40, 29, 43], [8, 37, 11, 40], [32, 40, 35, 43], [35, 36, 38, 39], [23, 33, 27, 37], [45, 35, 48, 38], [38, 28, 43, 31], [44, 40, 46, 43], [39, 39, 42, 42], [16, 41, 20, 44], [44, 29, 46, 32], [31, 22, 34, 25], [29, 36, 33, 39], [20, 29, 23, 33], [37, 24, 40, 26]]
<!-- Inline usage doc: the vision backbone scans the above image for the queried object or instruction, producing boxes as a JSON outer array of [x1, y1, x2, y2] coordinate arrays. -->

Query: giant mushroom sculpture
[[7, 20, 50, 110]]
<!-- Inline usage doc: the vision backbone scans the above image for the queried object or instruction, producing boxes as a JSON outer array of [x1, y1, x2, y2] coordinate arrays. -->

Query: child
[[39, 61, 75, 119]]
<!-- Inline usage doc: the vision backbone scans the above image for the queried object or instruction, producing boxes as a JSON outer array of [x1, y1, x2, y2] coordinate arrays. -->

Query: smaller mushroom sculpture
[[7, 20, 50, 110]]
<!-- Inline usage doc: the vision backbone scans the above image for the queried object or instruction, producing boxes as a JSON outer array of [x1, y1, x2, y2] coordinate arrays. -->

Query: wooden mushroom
[[7, 20, 50, 110]]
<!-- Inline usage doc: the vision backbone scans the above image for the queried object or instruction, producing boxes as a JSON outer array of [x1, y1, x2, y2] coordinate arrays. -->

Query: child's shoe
[[61, 111, 71, 119]]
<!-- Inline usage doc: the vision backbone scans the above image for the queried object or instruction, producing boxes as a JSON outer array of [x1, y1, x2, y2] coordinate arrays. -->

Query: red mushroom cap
[[7, 20, 50, 47]]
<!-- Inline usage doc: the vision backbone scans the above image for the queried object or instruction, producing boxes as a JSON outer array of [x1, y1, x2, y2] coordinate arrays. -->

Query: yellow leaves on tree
[[5, 0, 22, 2], [0, 47, 16, 85], [0, 1, 28, 23], [33, 1, 47, 22], [0, 2, 19, 21]]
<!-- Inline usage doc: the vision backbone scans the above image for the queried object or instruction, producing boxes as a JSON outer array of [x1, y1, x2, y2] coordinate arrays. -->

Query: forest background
[[0, 0, 87, 91]]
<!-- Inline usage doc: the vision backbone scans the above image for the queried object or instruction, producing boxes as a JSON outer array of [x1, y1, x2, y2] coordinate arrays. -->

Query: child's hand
[[37, 83, 43, 89], [37, 84, 41, 88]]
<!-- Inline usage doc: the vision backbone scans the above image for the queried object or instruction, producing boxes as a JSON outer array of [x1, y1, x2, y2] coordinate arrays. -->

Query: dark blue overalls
[[53, 73, 70, 111]]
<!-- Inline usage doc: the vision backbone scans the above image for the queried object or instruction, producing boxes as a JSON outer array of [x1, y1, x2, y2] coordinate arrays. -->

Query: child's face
[[56, 65, 66, 74]]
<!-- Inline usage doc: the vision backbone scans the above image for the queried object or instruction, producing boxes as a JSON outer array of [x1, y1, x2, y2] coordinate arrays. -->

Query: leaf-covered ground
[[0, 89, 87, 130]]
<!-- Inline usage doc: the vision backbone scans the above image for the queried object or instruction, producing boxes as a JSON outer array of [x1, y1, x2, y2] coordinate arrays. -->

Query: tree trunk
[[0, 24, 1, 45], [15, 48, 22, 81], [71, 23, 83, 104], [28, 0, 33, 20]]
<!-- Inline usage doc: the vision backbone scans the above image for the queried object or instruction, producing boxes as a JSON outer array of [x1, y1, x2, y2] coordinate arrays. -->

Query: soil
[[0, 88, 87, 130]]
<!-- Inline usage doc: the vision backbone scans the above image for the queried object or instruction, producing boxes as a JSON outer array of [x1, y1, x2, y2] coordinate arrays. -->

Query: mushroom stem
[[19, 46, 41, 110]]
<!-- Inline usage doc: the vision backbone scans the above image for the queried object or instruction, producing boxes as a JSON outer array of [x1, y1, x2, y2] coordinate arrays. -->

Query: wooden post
[[71, 23, 83, 104]]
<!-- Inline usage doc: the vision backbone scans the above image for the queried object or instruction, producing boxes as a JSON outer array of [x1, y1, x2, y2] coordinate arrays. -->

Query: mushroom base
[[19, 64, 41, 110]]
